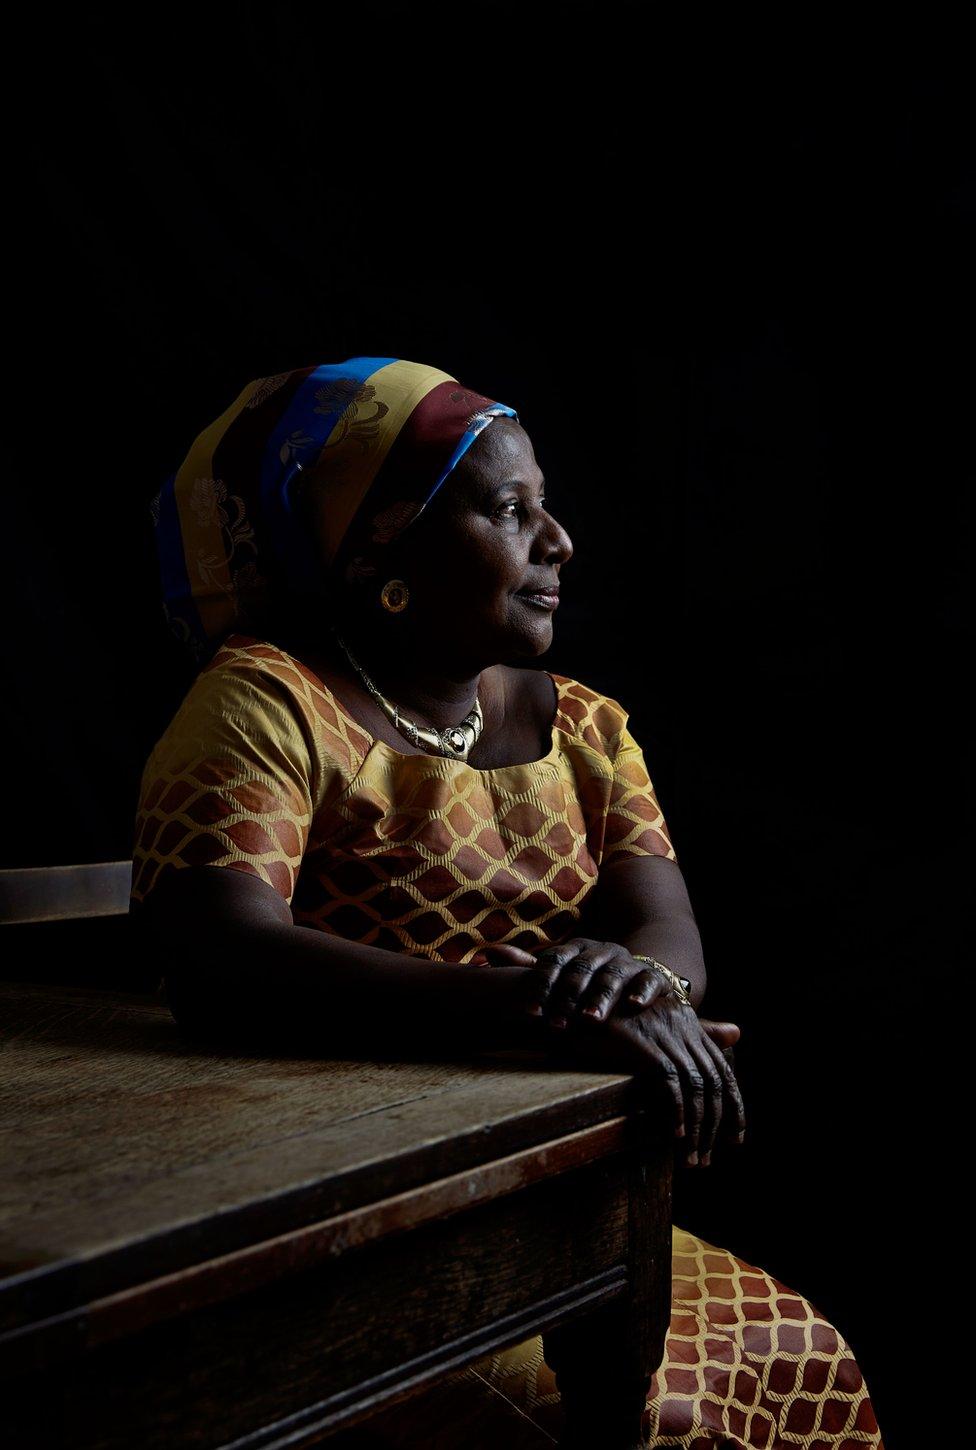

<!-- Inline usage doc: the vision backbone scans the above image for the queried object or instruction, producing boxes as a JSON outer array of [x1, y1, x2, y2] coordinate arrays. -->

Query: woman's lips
[[516, 589, 560, 611]]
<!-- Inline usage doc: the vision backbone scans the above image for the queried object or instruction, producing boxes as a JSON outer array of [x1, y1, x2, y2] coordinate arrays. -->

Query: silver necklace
[[331, 627, 484, 762]]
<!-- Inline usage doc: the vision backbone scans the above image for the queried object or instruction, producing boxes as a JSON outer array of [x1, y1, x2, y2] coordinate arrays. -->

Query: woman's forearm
[[577, 858, 708, 1012], [619, 915, 706, 1011], [159, 918, 550, 1054]]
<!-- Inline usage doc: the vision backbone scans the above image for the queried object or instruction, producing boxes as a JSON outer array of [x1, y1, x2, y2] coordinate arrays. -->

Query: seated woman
[[130, 358, 885, 1449]]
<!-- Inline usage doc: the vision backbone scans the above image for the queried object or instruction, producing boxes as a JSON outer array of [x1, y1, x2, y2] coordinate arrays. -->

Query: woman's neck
[[280, 619, 501, 735]]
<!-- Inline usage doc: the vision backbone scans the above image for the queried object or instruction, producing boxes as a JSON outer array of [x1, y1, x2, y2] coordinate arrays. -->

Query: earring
[[380, 579, 410, 612]]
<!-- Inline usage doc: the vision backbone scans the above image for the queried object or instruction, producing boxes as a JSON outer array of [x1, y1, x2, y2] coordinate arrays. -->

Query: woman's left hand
[[511, 937, 680, 1026]]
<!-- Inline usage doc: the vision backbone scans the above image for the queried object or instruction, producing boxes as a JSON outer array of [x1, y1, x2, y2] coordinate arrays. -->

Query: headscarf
[[151, 357, 519, 665]]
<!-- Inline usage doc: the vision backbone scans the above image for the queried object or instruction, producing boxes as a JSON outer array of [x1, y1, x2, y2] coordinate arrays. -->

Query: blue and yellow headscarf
[[151, 357, 519, 663]]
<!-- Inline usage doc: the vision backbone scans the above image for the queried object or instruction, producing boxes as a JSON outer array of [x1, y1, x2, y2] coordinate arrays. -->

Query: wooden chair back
[[0, 861, 160, 992]]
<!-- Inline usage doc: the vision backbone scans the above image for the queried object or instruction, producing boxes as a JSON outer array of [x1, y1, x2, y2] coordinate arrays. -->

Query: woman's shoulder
[[545, 669, 633, 760], [200, 631, 331, 692], [187, 632, 373, 772]]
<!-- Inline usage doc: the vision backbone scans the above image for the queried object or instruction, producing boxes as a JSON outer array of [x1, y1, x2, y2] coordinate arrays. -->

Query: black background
[[4, 11, 972, 1445]]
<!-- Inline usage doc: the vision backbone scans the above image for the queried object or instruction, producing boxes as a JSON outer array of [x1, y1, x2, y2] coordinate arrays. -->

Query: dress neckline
[[362, 670, 564, 777], [222, 634, 568, 779]]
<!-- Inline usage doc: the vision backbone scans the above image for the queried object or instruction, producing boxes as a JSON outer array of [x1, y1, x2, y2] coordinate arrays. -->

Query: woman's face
[[389, 418, 574, 663]]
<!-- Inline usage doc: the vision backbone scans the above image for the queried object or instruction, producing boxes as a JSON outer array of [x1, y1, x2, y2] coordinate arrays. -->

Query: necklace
[[331, 627, 485, 762]]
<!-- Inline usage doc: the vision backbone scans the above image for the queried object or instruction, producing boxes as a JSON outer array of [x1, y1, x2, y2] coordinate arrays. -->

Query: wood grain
[[1, 977, 672, 1448]]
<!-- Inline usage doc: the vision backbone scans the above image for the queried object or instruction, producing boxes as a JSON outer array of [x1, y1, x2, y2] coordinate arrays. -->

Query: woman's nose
[[536, 512, 573, 566]]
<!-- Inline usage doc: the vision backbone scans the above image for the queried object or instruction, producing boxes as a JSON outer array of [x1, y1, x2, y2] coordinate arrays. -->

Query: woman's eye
[[497, 496, 547, 518]]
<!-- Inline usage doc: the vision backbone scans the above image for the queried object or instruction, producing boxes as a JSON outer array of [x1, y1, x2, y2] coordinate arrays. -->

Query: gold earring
[[380, 579, 410, 612]]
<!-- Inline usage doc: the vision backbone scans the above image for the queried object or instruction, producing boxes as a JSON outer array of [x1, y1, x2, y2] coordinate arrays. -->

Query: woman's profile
[[130, 358, 885, 1447]]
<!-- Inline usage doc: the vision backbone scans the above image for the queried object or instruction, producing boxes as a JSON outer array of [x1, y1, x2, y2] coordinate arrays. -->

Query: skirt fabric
[[340, 1226, 885, 1449]]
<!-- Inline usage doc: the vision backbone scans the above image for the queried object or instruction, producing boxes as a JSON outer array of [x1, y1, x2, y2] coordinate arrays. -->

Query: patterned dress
[[130, 633, 885, 1449]]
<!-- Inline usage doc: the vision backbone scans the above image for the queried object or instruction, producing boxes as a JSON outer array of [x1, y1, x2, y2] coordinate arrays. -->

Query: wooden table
[[0, 980, 673, 1449]]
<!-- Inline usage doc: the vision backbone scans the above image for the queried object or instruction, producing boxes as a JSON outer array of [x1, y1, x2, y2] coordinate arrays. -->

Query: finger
[[649, 1017, 706, 1160], [578, 963, 642, 1020], [677, 1050, 707, 1162], [684, 1036, 725, 1166], [547, 946, 617, 1024], [621, 967, 670, 1013], [698, 1032, 747, 1143], [635, 1046, 686, 1140], [700, 1019, 742, 1049], [579, 965, 663, 1020], [470, 944, 539, 967], [520, 943, 586, 1016]]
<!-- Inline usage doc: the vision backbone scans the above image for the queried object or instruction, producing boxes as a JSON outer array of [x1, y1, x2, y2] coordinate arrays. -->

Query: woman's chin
[[504, 619, 555, 658]]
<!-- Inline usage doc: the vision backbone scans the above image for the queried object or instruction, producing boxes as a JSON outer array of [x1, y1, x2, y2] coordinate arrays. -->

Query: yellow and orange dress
[[130, 633, 885, 1449]]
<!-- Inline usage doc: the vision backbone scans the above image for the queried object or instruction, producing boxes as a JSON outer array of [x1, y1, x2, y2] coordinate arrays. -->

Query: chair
[[0, 859, 160, 991]]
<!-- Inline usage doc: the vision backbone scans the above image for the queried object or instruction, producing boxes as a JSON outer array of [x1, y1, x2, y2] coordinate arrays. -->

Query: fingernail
[[550, 1016, 568, 1029], [675, 1124, 685, 1138], [525, 1003, 545, 1016], [701, 1152, 711, 1166], [737, 1130, 746, 1142], [582, 1005, 602, 1017], [626, 992, 643, 1003], [687, 1150, 698, 1165]]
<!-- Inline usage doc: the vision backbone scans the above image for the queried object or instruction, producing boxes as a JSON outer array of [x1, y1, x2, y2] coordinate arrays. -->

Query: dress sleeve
[[600, 718, 679, 867], [130, 664, 316, 911]]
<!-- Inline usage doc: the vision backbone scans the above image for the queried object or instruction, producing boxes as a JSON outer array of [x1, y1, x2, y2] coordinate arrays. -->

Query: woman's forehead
[[461, 417, 540, 487]]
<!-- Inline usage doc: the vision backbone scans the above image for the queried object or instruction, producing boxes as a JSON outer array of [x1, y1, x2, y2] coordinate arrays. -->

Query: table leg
[[542, 1140, 672, 1450], [543, 1299, 654, 1448]]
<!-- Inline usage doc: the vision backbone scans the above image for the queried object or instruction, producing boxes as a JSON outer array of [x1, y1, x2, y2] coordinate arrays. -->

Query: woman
[[131, 358, 885, 1448]]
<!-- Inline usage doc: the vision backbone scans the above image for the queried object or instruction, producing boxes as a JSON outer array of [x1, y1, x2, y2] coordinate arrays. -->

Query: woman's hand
[[486, 937, 744, 1166], [515, 937, 684, 1024], [546, 989, 746, 1167], [467, 938, 745, 1166]]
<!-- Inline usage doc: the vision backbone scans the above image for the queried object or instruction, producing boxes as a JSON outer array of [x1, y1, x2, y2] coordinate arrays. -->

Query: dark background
[[4, 11, 972, 1445]]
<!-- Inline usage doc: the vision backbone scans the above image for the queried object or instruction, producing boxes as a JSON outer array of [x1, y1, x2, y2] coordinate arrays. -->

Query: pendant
[[331, 628, 483, 761]]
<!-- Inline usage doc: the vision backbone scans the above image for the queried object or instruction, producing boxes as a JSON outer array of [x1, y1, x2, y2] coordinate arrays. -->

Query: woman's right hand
[[537, 990, 747, 1168]]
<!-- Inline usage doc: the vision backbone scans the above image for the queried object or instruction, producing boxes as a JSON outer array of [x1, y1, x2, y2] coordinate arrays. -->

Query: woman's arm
[[132, 864, 550, 1055], [137, 861, 745, 1162], [575, 855, 706, 1011]]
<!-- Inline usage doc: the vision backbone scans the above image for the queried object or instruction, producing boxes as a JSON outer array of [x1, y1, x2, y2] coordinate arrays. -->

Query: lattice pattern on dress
[[461, 1226, 885, 1449], [130, 634, 677, 963]]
